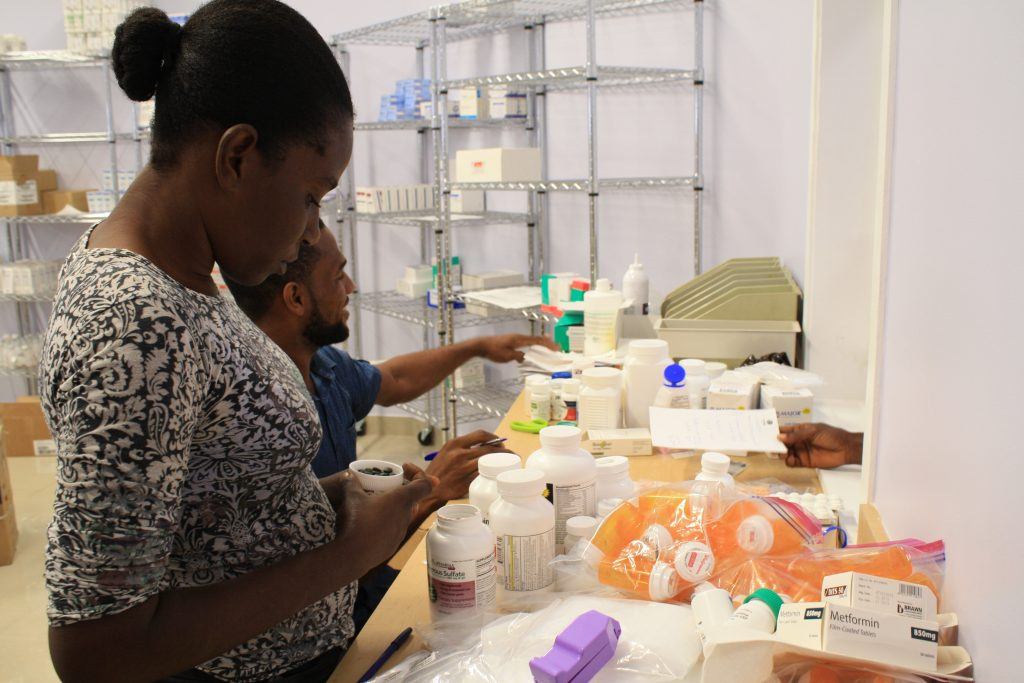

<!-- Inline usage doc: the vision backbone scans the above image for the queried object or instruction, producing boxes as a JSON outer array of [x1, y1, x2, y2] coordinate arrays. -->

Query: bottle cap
[[561, 378, 581, 397], [743, 588, 785, 619], [566, 515, 599, 539], [681, 359, 708, 376], [478, 451, 522, 478], [581, 366, 622, 389], [595, 278, 612, 292], [628, 338, 669, 360], [596, 455, 630, 476], [497, 468, 546, 497], [642, 524, 675, 560], [736, 515, 775, 555], [704, 361, 727, 379], [539, 424, 583, 449], [673, 541, 716, 583], [663, 363, 686, 387], [648, 561, 682, 602], [525, 374, 551, 387], [437, 503, 483, 529], [701, 451, 731, 476]]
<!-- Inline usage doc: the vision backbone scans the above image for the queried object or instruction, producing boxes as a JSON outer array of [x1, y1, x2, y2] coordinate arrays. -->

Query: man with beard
[[226, 222, 555, 629]]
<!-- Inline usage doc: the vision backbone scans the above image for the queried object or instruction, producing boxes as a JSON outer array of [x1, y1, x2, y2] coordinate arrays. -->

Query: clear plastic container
[[623, 339, 672, 427], [491, 469, 556, 605], [525, 426, 598, 554], [578, 367, 623, 432], [595, 455, 635, 502], [468, 452, 522, 524], [426, 504, 498, 620]]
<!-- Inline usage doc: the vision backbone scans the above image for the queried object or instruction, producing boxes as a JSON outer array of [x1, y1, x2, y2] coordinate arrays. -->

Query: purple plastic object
[[529, 610, 622, 683]]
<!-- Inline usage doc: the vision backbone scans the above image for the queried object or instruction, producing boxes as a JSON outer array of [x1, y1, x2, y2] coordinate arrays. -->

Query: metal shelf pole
[[585, 0, 599, 285], [693, 0, 704, 275], [335, 44, 364, 363], [430, 12, 454, 441], [417, 42, 437, 428]]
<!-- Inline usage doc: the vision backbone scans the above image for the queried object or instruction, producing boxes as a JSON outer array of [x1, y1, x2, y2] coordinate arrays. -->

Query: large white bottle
[[623, 339, 672, 427], [468, 451, 522, 524], [621, 253, 650, 316], [490, 469, 556, 607], [583, 278, 623, 356], [525, 425, 598, 554], [426, 504, 497, 621], [578, 367, 623, 432]]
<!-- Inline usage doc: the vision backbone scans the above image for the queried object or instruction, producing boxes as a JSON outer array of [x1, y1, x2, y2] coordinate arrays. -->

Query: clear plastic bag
[[772, 660, 931, 682], [737, 362, 825, 390], [370, 596, 702, 682], [584, 483, 945, 608]]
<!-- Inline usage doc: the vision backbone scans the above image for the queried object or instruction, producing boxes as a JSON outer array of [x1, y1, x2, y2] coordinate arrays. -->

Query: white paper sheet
[[460, 285, 542, 310], [648, 408, 788, 454]]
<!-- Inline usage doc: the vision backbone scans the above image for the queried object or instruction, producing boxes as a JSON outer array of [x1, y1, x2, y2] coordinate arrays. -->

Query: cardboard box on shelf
[[0, 396, 55, 457], [0, 430, 19, 566], [37, 169, 58, 192], [42, 189, 93, 214], [0, 156, 44, 217], [450, 189, 485, 213], [455, 148, 542, 183], [462, 270, 524, 291], [0, 155, 39, 177]]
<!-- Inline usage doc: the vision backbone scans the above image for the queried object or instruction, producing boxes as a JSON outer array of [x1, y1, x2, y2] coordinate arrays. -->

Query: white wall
[[872, 2, 1024, 679]]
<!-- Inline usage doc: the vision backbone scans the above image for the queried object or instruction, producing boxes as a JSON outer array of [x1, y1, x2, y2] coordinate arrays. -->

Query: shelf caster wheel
[[417, 426, 435, 446]]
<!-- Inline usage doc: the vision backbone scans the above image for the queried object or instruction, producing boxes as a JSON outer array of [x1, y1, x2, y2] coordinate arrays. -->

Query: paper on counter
[[649, 408, 788, 455]]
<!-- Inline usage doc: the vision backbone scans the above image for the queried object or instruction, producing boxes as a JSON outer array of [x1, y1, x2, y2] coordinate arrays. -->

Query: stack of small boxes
[[379, 79, 432, 122], [0, 155, 96, 217], [0, 261, 61, 299], [87, 169, 135, 214], [396, 265, 433, 299], [62, 0, 145, 53], [704, 368, 814, 427], [776, 572, 941, 672]]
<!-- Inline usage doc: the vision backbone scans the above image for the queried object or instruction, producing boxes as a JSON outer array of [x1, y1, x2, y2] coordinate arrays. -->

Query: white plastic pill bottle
[[578, 366, 623, 432], [595, 455, 635, 502], [526, 425, 598, 554], [490, 469, 556, 607], [468, 451, 522, 524], [623, 339, 672, 427], [426, 504, 497, 620]]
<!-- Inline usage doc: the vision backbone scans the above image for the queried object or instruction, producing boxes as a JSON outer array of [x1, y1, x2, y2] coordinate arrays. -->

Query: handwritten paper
[[649, 408, 788, 454]]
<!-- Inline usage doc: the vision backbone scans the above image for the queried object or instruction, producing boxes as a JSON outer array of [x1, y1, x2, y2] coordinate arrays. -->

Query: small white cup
[[350, 459, 404, 494]]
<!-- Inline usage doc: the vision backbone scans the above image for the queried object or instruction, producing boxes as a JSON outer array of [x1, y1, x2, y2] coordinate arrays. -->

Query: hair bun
[[112, 8, 182, 102]]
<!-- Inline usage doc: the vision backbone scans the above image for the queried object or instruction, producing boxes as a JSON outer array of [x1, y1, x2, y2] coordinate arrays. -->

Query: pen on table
[[424, 436, 507, 461], [357, 626, 413, 683]]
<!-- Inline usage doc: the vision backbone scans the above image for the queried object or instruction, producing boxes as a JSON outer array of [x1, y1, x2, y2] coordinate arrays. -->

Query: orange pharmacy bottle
[[582, 500, 645, 568], [597, 549, 683, 602]]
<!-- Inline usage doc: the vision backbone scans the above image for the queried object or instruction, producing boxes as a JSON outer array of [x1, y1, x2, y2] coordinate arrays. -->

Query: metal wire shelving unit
[[333, 0, 704, 440], [0, 50, 147, 394]]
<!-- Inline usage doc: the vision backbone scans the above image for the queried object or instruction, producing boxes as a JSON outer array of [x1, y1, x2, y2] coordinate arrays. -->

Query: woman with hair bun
[[39, 2, 436, 681]]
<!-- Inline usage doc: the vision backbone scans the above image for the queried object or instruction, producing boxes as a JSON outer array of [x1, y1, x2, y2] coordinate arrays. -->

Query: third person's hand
[[475, 334, 559, 363], [778, 423, 863, 469]]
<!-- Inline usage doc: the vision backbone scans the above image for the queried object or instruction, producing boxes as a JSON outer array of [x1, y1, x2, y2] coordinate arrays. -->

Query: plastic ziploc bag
[[581, 482, 824, 604], [369, 595, 702, 682], [771, 659, 940, 682]]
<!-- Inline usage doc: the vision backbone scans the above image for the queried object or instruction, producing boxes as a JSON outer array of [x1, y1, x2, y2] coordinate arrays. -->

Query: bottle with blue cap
[[653, 363, 689, 409]]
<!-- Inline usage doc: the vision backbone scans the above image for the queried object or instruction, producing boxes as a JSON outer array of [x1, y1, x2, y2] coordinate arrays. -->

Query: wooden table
[[330, 392, 829, 681]]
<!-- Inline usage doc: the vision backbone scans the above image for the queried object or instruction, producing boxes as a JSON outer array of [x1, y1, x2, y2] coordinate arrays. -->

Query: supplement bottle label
[[543, 479, 597, 551], [496, 528, 555, 591], [428, 553, 497, 614]]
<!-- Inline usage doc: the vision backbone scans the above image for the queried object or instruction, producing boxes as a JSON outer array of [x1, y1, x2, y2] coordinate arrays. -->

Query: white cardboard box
[[775, 601, 938, 672], [584, 428, 653, 457], [396, 278, 430, 298], [450, 189, 485, 213], [458, 87, 488, 120], [707, 371, 760, 410], [462, 270, 524, 291], [455, 147, 542, 183], [822, 572, 937, 621], [759, 384, 814, 426]]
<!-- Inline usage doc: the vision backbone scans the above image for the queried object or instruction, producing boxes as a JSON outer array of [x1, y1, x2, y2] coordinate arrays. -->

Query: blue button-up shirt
[[309, 345, 382, 478]]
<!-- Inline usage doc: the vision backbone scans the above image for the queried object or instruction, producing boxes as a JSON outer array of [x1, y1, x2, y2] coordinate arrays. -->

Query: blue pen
[[358, 626, 412, 682], [425, 436, 507, 461]]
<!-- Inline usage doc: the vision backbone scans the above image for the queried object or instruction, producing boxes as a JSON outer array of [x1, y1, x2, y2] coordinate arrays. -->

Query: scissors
[[510, 418, 549, 434]]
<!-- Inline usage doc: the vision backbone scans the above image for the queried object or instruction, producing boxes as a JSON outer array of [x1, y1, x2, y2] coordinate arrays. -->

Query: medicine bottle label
[[428, 553, 497, 614], [543, 479, 597, 552], [496, 528, 555, 592]]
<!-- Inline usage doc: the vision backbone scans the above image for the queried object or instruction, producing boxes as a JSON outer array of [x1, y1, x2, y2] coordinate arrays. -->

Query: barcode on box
[[899, 583, 923, 598]]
